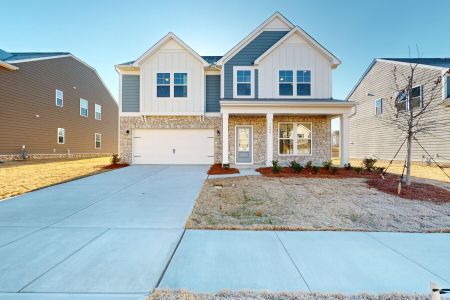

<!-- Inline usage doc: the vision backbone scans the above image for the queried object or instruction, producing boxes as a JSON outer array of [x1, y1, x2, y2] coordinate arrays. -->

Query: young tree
[[382, 55, 450, 185]]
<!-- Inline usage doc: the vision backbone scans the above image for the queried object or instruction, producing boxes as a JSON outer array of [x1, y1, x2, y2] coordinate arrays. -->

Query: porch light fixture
[[217, 130, 220, 136]]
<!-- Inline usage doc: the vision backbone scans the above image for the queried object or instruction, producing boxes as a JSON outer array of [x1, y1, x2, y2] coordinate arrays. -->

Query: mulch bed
[[256, 167, 450, 202], [101, 163, 129, 170], [208, 164, 240, 175]]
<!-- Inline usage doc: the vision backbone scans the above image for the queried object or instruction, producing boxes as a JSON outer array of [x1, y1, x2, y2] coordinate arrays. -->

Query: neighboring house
[[347, 58, 450, 163], [115, 12, 354, 166], [0, 49, 118, 160]]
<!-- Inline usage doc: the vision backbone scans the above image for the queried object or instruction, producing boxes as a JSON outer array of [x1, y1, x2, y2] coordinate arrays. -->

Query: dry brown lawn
[[333, 158, 450, 183], [150, 289, 432, 300], [186, 176, 450, 232], [0, 157, 113, 200]]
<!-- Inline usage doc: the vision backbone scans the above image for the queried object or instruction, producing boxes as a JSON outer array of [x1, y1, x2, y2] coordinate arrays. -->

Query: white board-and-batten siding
[[139, 39, 205, 114]]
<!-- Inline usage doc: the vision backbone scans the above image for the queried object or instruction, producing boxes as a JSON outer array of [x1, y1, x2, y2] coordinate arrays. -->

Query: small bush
[[322, 160, 333, 170], [289, 160, 304, 173], [362, 157, 377, 171], [344, 163, 352, 170], [222, 163, 230, 169], [374, 166, 385, 174], [272, 160, 282, 173], [111, 154, 121, 165], [311, 165, 320, 174], [354, 166, 363, 174], [306, 160, 313, 169], [330, 166, 339, 175], [255, 210, 262, 217]]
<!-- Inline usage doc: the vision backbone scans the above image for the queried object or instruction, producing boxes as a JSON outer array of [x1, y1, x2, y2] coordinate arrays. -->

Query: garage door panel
[[133, 129, 214, 164]]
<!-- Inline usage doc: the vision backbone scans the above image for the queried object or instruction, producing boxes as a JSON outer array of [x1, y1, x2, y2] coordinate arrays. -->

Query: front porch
[[220, 100, 354, 167]]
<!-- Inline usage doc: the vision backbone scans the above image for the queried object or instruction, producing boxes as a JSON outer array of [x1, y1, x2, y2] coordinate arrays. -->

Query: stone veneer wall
[[273, 115, 332, 165], [120, 116, 222, 164]]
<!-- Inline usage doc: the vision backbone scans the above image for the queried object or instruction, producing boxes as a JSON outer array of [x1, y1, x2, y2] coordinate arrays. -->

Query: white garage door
[[133, 129, 214, 164]]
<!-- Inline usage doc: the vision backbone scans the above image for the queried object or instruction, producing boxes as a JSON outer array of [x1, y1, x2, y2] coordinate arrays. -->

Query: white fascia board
[[120, 112, 205, 117], [0, 60, 19, 70], [216, 12, 294, 65], [133, 32, 209, 67], [254, 26, 341, 67]]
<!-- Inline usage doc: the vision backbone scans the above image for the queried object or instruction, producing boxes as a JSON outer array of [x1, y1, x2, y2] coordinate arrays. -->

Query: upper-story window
[[80, 99, 88, 117], [279, 70, 293, 96], [95, 104, 102, 120], [174, 73, 188, 97], [234, 68, 253, 98], [297, 70, 311, 96], [396, 85, 422, 111], [157, 73, 170, 97], [55, 89, 63, 107], [446, 76, 450, 99], [375, 98, 383, 115]]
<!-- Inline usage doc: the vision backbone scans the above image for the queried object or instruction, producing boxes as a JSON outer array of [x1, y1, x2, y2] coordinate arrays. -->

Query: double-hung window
[[95, 104, 102, 120], [174, 73, 187, 97], [279, 122, 312, 155], [446, 76, 450, 99], [57, 128, 65, 144], [157, 73, 170, 97], [297, 70, 311, 96], [80, 99, 88, 117], [236, 70, 252, 96], [55, 89, 63, 107], [396, 85, 422, 111], [279, 70, 293, 96], [375, 98, 383, 115], [95, 133, 101, 149]]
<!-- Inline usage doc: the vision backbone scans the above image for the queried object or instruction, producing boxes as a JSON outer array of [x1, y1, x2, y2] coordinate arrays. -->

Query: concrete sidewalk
[[160, 230, 450, 294]]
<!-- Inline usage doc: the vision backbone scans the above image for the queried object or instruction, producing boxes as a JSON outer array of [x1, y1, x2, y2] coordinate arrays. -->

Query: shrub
[[322, 160, 333, 170], [111, 154, 121, 165], [289, 160, 304, 173], [272, 160, 282, 173], [306, 160, 313, 169], [344, 163, 352, 170], [374, 166, 385, 174], [330, 166, 339, 175], [311, 165, 320, 174], [362, 157, 377, 171], [354, 166, 363, 174], [222, 163, 230, 169]]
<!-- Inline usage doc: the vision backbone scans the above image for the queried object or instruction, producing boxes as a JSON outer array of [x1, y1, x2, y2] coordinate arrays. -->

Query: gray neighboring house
[[347, 58, 450, 164], [0, 49, 119, 160]]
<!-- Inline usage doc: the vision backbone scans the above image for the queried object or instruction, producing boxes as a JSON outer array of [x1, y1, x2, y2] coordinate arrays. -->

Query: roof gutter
[[220, 100, 355, 108], [0, 60, 19, 70]]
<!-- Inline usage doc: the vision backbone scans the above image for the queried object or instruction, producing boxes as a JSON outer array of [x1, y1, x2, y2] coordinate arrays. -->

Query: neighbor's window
[[95, 133, 101, 149], [409, 85, 422, 109], [446, 76, 450, 98], [157, 73, 170, 97], [396, 91, 408, 111], [174, 73, 188, 97], [57, 128, 65, 144], [80, 99, 88, 117], [375, 98, 383, 115], [55, 89, 63, 107], [279, 70, 293, 96], [279, 123, 312, 155], [236, 70, 251, 96], [95, 104, 102, 120], [297, 70, 311, 96]]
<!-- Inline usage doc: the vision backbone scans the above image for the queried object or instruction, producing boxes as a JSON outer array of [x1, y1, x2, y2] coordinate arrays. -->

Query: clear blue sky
[[2, 0, 449, 102]]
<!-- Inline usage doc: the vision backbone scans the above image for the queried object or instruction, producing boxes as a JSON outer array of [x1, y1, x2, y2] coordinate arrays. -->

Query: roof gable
[[133, 32, 209, 67], [217, 12, 294, 65], [254, 26, 341, 67]]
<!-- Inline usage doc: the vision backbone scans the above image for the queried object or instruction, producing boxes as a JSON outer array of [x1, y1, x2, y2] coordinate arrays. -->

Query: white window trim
[[233, 66, 255, 99], [95, 133, 101, 149], [277, 122, 313, 156], [375, 98, 383, 115], [395, 85, 423, 111], [277, 69, 312, 99], [95, 104, 102, 120], [174, 72, 188, 98], [80, 98, 89, 117], [234, 125, 254, 165], [57, 128, 65, 144], [55, 89, 63, 107]]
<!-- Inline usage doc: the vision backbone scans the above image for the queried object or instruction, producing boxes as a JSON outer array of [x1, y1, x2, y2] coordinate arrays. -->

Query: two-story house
[[115, 12, 354, 166], [0, 50, 118, 160]]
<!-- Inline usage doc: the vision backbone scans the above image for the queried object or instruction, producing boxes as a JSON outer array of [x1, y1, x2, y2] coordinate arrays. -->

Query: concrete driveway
[[0, 165, 208, 299]]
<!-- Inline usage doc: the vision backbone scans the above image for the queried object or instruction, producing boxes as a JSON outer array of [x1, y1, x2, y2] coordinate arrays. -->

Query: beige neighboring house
[[0, 49, 118, 160], [115, 12, 354, 166], [347, 58, 450, 164]]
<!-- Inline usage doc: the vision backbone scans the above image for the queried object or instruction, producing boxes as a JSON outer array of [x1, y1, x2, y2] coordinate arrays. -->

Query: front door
[[236, 126, 252, 164]]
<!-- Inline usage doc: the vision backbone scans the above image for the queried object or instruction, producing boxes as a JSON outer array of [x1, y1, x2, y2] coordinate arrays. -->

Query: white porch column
[[339, 112, 349, 166], [266, 113, 273, 166], [222, 113, 229, 165]]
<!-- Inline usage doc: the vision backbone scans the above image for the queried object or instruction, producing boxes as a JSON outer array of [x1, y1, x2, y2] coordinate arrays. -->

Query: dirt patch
[[150, 289, 432, 300], [100, 163, 129, 170], [186, 176, 450, 232], [256, 166, 377, 179], [208, 164, 239, 175]]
